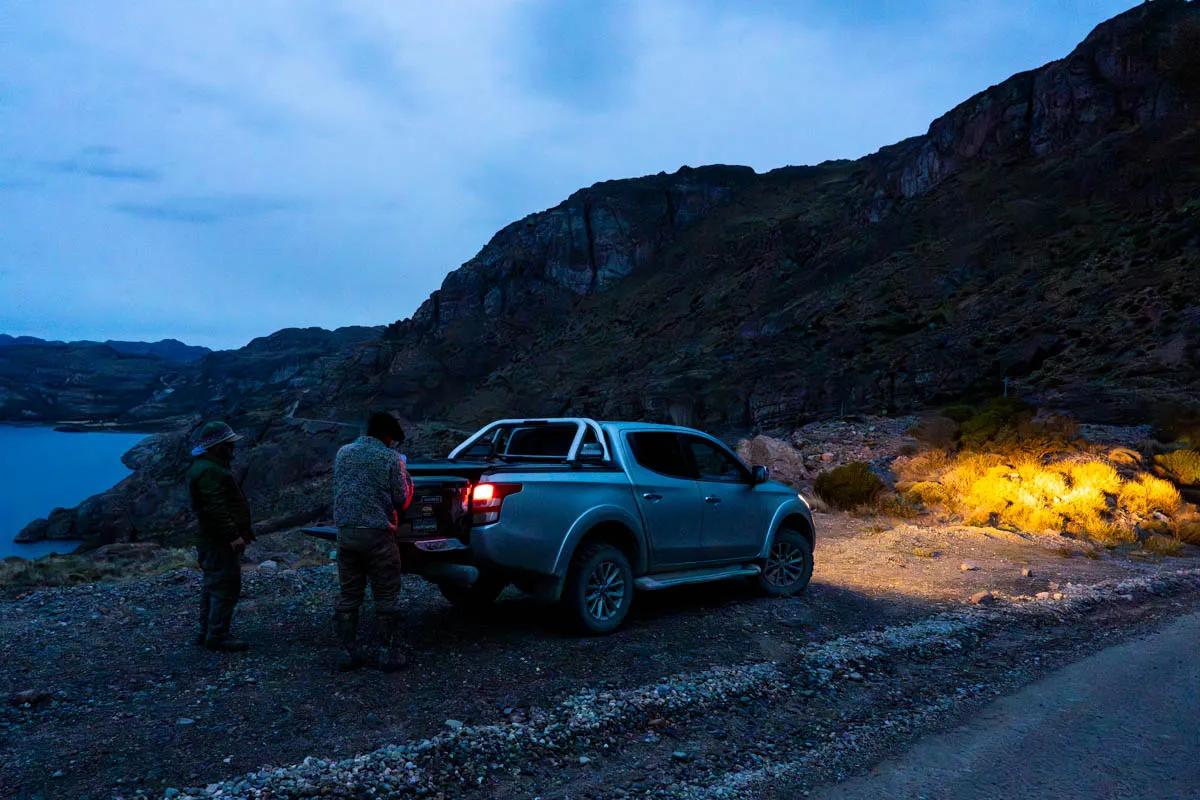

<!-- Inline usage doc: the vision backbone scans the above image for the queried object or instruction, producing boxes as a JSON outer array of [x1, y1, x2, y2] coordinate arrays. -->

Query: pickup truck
[[308, 418, 815, 633]]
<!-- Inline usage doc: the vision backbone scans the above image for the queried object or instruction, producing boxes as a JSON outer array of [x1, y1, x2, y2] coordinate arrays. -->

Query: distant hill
[[0, 327, 381, 425], [0, 335, 210, 363]]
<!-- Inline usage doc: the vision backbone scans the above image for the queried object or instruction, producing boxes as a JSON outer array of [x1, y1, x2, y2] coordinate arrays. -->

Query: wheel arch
[[552, 505, 648, 578], [759, 499, 816, 559]]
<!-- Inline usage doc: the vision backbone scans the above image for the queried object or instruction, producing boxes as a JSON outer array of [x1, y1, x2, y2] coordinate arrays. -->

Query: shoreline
[[0, 419, 176, 435]]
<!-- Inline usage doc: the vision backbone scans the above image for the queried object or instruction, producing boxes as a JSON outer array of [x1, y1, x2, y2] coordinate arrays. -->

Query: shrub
[[1154, 449, 1200, 486], [814, 462, 884, 509], [958, 398, 1034, 450], [1118, 474, 1183, 517], [909, 415, 959, 449], [940, 404, 976, 424], [1175, 518, 1200, 546], [1143, 534, 1184, 557]]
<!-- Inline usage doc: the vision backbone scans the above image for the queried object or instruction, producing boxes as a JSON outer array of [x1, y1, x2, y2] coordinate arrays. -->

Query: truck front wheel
[[756, 529, 813, 597], [562, 542, 633, 634]]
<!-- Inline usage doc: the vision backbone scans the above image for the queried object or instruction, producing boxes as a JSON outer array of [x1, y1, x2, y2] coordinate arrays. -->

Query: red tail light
[[471, 483, 522, 524]]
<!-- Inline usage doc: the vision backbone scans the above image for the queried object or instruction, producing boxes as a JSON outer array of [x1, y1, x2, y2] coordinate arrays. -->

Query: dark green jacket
[[187, 455, 254, 548]]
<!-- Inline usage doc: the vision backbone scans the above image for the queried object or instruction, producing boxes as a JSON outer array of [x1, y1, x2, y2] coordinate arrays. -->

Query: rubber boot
[[334, 610, 365, 672], [205, 636, 249, 653], [377, 613, 407, 673], [205, 594, 247, 652]]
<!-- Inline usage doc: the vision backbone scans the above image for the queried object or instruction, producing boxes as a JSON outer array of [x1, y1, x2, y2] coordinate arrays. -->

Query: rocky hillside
[[373, 0, 1200, 431], [0, 326, 380, 426], [17, 1, 1200, 546]]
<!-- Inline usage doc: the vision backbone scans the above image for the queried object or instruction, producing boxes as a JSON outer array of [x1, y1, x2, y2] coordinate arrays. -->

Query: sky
[[0, 0, 1138, 350]]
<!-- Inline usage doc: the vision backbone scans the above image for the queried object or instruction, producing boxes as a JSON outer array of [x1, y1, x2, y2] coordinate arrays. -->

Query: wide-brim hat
[[191, 421, 243, 457]]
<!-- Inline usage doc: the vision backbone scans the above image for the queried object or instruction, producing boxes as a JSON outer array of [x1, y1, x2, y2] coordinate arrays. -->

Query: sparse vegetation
[[0, 547, 194, 589], [894, 447, 1194, 546], [1154, 449, 1200, 486], [1142, 534, 1184, 557], [814, 462, 885, 509]]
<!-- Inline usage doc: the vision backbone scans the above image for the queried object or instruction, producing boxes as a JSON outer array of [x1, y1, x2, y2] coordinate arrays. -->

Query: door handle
[[642, 492, 663, 502], [705, 495, 721, 504]]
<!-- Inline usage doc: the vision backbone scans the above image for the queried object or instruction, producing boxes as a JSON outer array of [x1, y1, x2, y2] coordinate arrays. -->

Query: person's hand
[[230, 537, 246, 553]]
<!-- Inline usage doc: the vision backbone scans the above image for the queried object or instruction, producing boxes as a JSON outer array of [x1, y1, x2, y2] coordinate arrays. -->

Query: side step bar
[[635, 564, 760, 591]]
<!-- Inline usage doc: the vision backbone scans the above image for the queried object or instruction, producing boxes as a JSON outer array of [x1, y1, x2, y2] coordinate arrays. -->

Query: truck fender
[[551, 504, 649, 578], [756, 499, 815, 561]]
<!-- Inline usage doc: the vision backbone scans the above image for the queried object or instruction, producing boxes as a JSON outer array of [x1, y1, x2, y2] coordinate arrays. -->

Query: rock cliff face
[[16, 1, 1200, 546]]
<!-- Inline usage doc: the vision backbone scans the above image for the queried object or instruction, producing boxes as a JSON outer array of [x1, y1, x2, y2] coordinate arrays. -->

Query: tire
[[438, 573, 507, 611], [756, 528, 814, 597], [561, 542, 634, 634]]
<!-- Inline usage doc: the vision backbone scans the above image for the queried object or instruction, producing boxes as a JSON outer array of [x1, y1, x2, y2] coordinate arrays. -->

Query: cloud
[[112, 194, 303, 224], [45, 146, 161, 182]]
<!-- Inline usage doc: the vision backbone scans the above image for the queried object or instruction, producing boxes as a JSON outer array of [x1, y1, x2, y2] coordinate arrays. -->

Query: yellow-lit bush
[[898, 448, 1184, 545], [1118, 474, 1182, 517], [1155, 449, 1200, 486]]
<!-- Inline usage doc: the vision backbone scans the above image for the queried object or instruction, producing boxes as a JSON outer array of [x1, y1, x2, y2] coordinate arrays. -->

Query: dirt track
[[0, 514, 1196, 799]]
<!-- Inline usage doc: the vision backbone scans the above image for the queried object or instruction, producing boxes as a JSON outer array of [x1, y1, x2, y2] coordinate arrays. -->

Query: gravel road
[[810, 610, 1200, 800]]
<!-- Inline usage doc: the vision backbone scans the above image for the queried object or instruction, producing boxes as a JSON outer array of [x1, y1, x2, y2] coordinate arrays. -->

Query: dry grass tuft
[[897, 447, 1189, 547], [1142, 534, 1184, 557], [1155, 449, 1200, 486], [1118, 474, 1182, 517], [0, 548, 194, 589]]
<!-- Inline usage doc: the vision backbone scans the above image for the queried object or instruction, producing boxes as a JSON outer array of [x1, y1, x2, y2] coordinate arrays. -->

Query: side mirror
[[577, 442, 605, 461], [751, 465, 770, 484]]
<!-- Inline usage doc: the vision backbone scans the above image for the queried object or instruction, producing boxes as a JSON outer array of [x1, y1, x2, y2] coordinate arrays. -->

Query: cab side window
[[684, 436, 748, 483], [627, 432, 695, 479]]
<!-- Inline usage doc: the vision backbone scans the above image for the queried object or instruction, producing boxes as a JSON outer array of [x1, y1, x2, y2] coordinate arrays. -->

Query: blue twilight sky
[[0, 0, 1136, 350]]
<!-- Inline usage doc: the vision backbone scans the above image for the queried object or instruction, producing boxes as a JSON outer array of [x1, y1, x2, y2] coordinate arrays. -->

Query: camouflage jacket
[[333, 435, 414, 531], [187, 455, 254, 548]]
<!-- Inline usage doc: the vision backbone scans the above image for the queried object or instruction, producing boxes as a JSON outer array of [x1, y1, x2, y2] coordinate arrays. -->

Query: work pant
[[335, 527, 403, 615], [197, 544, 242, 641]]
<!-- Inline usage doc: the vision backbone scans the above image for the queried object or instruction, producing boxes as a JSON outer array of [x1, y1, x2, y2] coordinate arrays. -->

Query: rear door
[[623, 431, 704, 568], [681, 434, 764, 561]]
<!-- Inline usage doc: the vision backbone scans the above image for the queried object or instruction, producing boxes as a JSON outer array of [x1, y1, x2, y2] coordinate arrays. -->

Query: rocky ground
[[2, 513, 1196, 800]]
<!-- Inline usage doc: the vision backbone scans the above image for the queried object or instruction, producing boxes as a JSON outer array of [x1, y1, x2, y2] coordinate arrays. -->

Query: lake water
[[0, 426, 147, 559]]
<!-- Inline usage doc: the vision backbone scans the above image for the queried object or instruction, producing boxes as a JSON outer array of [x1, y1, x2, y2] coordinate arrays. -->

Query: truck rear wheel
[[561, 542, 633, 634], [756, 529, 813, 597], [438, 573, 507, 612]]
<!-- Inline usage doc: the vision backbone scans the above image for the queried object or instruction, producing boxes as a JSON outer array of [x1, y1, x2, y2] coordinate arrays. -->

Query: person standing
[[187, 420, 255, 652], [332, 411, 414, 672]]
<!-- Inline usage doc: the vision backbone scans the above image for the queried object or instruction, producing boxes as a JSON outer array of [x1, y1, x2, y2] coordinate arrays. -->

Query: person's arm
[[391, 454, 414, 512], [194, 469, 243, 546]]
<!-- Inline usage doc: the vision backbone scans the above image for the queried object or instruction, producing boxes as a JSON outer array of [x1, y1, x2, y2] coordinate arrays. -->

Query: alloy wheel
[[763, 539, 808, 588], [584, 560, 627, 621]]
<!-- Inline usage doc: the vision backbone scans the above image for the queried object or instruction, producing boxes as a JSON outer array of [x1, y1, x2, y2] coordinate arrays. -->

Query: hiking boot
[[205, 636, 249, 652], [377, 613, 407, 673], [334, 611, 365, 672]]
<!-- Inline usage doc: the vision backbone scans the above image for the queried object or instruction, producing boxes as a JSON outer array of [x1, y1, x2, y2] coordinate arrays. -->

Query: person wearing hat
[[331, 411, 414, 672], [187, 420, 255, 652]]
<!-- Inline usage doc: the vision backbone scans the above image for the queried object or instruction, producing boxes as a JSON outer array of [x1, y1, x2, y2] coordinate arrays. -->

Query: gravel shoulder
[[0, 515, 1195, 799]]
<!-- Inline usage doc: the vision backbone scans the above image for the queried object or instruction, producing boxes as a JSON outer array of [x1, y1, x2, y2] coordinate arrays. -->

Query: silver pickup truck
[[310, 418, 815, 633]]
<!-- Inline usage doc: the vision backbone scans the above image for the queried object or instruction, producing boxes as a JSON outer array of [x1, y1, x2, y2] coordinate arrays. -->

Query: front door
[[681, 434, 764, 561], [623, 431, 704, 568]]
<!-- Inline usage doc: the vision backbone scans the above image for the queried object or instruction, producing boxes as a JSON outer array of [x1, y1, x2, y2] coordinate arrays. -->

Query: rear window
[[627, 431, 694, 479], [501, 424, 578, 458]]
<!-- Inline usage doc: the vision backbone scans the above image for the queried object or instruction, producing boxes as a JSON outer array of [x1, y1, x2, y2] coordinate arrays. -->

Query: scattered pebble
[[960, 561, 979, 572]]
